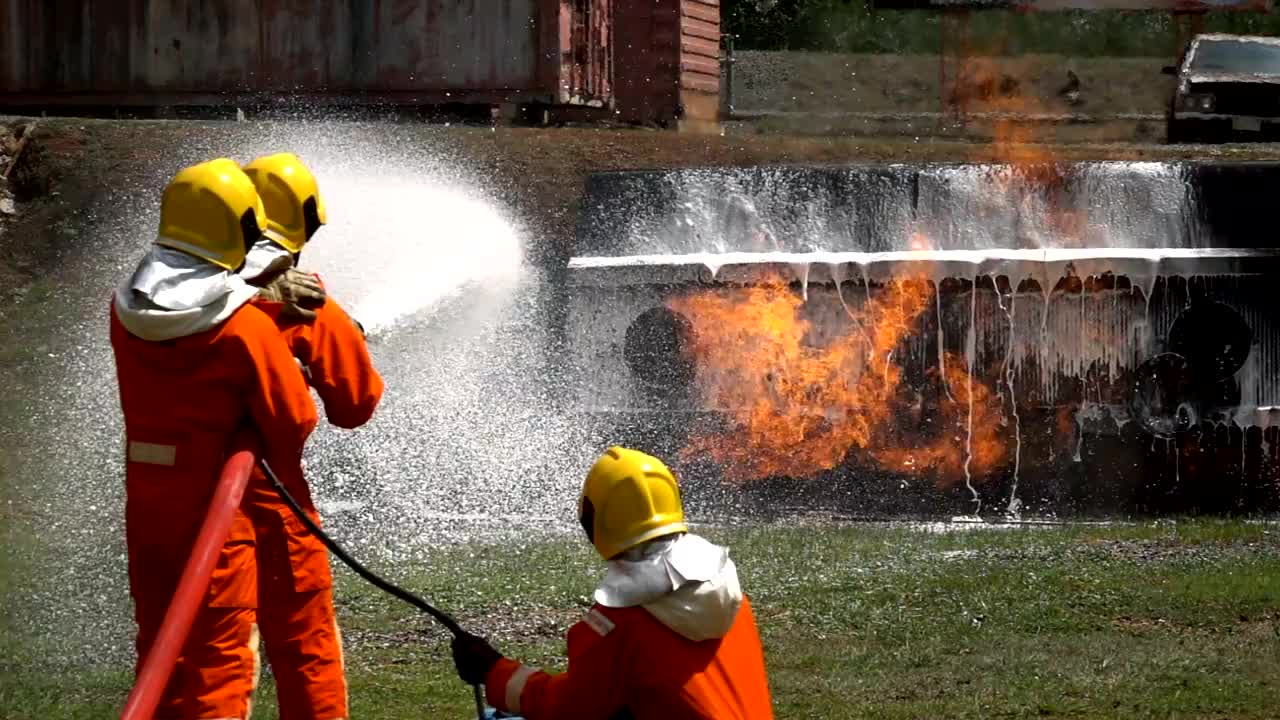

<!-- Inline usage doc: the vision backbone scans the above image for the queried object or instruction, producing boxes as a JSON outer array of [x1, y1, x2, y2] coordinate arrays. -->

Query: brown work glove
[[257, 268, 326, 323], [451, 631, 503, 686]]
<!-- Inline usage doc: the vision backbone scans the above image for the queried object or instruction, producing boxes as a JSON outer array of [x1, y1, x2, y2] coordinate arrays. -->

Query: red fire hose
[[119, 449, 256, 720], [118, 450, 485, 719]]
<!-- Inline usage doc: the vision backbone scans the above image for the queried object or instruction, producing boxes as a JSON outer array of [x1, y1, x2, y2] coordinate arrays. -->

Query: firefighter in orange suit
[[110, 158, 318, 720], [237, 152, 384, 719], [450, 447, 776, 720]]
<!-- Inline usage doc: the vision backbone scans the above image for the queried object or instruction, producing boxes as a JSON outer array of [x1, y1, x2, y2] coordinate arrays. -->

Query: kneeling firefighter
[[111, 159, 318, 719], [238, 152, 384, 719], [451, 447, 775, 720]]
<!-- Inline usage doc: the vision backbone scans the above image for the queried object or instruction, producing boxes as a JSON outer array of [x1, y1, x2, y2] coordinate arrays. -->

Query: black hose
[[257, 458, 486, 720]]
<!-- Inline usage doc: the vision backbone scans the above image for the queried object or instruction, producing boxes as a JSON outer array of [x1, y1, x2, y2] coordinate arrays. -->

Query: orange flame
[[1056, 404, 1081, 454], [954, 56, 1056, 170], [667, 275, 1007, 485], [953, 55, 1090, 245], [662, 55, 1104, 487], [872, 359, 1007, 479]]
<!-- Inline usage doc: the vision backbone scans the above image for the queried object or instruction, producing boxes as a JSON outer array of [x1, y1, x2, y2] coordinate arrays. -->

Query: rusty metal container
[[612, 0, 720, 127], [0, 0, 611, 108]]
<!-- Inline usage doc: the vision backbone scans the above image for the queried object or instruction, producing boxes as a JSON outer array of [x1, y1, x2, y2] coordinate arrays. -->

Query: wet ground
[[3, 116, 1280, 675]]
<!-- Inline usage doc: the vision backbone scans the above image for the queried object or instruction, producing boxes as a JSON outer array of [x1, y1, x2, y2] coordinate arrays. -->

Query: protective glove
[[257, 268, 326, 323], [451, 631, 503, 686]]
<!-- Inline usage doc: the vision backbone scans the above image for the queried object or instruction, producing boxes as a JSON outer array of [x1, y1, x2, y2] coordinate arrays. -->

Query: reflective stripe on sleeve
[[505, 664, 540, 715], [128, 441, 177, 466], [584, 608, 615, 636]]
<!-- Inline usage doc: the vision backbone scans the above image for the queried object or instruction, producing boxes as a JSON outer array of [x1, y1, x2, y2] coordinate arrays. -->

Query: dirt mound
[[0, 121, 23, 220], [0, 119, 88, 309], [0, 119, 68, 234]]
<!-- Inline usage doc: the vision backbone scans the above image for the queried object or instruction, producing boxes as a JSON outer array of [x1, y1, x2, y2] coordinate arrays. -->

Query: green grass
[[3, 520, 1278, 718]]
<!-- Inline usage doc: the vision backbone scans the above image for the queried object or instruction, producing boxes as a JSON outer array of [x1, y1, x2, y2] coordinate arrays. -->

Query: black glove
[[451, 631, 503, 686]]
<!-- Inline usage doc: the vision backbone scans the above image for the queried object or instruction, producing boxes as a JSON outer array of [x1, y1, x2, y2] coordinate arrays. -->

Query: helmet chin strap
[[579, 498, 596, 545], [239, 209, 264, 273]]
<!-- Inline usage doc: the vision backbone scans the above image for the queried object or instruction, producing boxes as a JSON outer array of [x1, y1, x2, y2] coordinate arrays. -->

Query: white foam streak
[[569, 247, 1280, 271]]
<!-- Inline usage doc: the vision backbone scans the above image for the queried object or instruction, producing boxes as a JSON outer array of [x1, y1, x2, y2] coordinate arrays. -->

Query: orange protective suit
[[244, 277, 383, 720], [111, 300, 317, 720], [482, 596, 775, 720]]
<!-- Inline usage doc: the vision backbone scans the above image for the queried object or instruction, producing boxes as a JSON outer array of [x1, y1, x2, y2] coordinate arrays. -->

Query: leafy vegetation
[[723, 0, 1280, 56]]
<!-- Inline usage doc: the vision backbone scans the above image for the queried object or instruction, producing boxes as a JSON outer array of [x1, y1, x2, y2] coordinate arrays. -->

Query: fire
[[667, 275, 1008, 485], [953, 56, 1057, 172], [1056, 404, 1080, 454], [872, 360, 1007, 480], [953, 55, 1087, 245], [660, 55, 1102, 487]]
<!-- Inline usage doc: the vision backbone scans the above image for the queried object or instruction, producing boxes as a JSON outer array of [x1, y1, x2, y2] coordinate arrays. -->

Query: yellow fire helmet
[[578, 446, 688, 560], [242, 152, 327, 254], [155, 158, 267, 271]]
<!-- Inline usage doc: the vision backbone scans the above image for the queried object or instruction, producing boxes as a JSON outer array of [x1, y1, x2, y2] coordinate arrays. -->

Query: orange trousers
[[245, 476, 348, 720], [128, 510, 260, 720]]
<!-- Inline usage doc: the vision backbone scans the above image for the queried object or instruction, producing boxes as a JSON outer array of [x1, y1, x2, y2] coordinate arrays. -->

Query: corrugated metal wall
[[678, 0, 720, 126], [679, 0, 719, 96], [611, 0, 672, 124], [0, 0, 611, 106], [558, 0, 612, 105], [358, 0, 541, 92], [611, 0, 719, 126]]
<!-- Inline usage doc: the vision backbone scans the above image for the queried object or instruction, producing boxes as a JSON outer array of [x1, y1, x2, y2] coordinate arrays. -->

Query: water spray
[[296, 174, 523, 336], [257, 459, 487, 720]]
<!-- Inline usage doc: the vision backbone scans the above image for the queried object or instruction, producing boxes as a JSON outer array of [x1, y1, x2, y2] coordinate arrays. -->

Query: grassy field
[[4, 519, 1277, 719], [733, 51, 1173, 117]]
